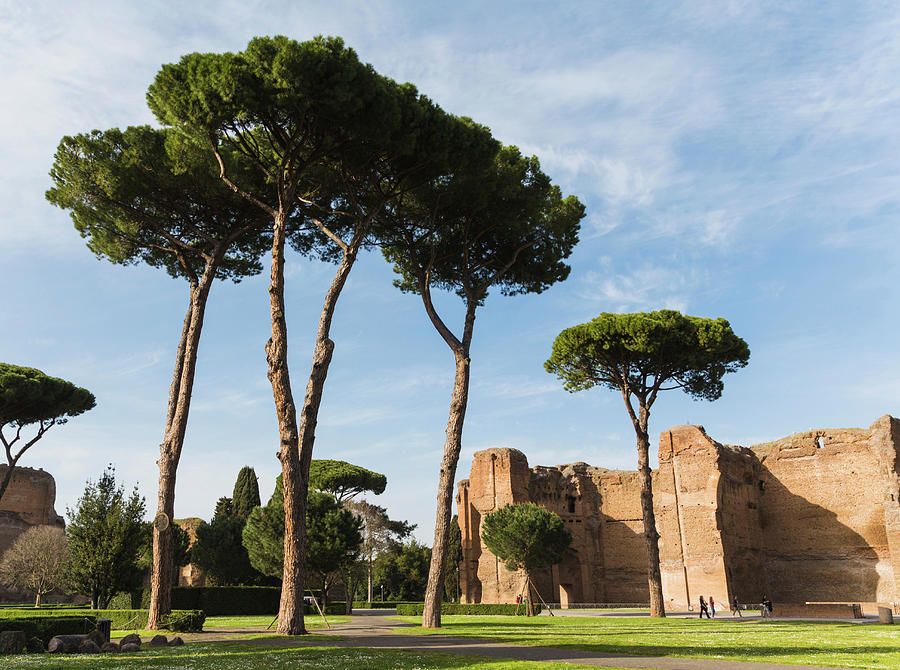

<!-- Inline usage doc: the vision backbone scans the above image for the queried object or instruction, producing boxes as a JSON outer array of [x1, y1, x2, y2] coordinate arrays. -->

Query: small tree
[[0, 525, 69, 607], [0, 363, 95, 504], [444, 515, 462, 603], [545, 310, 749, 617], [66, 467, 146, 609], [481, 503, 571, 616], [373, 540, 432, 601], [344, 499, 414, 604], [232, 466, 261, 520]]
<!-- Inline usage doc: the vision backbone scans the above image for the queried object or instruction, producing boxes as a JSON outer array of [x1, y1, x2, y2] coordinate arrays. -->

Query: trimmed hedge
[[0, 608, 204, 633], [113, 586, 282, 615], [0, 614, 96, 643], [112, 587, 346, 617], [396, 602, 542, 616], [352, 601, 422, 609], [90, 609, 205, 632]]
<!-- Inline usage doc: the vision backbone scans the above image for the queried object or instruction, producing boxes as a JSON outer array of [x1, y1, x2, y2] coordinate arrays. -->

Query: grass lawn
[[3, 641, 629, 669], [394, 615, 900, 669], [107, 613, 351, 639]]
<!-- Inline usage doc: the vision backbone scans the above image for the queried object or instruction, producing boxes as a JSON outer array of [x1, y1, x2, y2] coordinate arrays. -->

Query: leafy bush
[[396, 602, 541, 616], [0, 613, 96, 642], [0, 607, 204, 633]]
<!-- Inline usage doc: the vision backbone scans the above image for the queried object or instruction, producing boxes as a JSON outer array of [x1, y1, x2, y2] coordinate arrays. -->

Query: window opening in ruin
[[758, 480, 766, 492], [567, 496, 576, 513], [816, 436, 825, 449]]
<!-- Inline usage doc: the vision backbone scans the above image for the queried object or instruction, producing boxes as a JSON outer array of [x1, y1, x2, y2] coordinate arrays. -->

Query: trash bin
[[96, 618, 112, 644]]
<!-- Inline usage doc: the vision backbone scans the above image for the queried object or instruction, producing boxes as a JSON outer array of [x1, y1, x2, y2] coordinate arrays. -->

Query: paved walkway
[[304, 614, 851, 670]]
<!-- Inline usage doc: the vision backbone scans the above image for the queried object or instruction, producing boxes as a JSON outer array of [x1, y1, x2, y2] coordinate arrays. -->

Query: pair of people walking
[[698, 595, 716, 618]]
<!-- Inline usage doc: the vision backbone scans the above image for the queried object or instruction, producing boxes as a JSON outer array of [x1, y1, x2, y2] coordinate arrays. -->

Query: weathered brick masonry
[[457, 415, 900, 610]]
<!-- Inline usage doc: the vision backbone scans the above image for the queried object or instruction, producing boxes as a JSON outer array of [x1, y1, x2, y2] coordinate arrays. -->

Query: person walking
[[699, 595, 710, 619], [731, 595, 742, 617], [709, 596, 716, 618], [760, 595, 769, 618], [764, 596, 773, 617]]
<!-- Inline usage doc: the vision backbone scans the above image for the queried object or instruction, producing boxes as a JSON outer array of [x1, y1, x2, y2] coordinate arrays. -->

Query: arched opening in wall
[[816, 436, 825, 449], [567, 495, 576, 514]]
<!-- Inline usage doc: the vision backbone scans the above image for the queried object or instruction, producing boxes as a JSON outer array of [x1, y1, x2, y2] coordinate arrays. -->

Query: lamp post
[[380, 584, 384, 602]]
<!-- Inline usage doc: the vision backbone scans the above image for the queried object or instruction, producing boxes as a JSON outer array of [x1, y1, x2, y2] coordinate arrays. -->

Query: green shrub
[[89, 609, 204, 632], [352, 601, 422, 609], [396, 602, 541, 616], [0, 614, 96, 643]]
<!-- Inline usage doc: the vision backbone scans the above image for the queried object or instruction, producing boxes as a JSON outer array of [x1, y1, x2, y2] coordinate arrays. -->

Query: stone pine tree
[[47, 126, 272, 628], [243, 475, 363, 602], [148, 35, 489, 635], [309, 460, 386, 502], [66, 467, 146, 609], [481, 503, 571, 616], [545, 310, 750, 617], [0, 363, 95, 505], [382, 145, 584, 628], [232, 466, 261, 520]]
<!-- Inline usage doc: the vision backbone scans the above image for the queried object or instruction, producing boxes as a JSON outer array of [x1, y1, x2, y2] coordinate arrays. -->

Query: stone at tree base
[[47, 634, 87, 653], [878, 606, 894, 624], [100, 641, 120, 653], [26, 636, 44, 653], [119, 633, 141, 647], [168, 636, 184, 646], [78, 639, 101, 654], [148, 634, 168, 646], [0, 630, 26, 654], [86, 629, 105, 645], [119, 642, 140, 653]]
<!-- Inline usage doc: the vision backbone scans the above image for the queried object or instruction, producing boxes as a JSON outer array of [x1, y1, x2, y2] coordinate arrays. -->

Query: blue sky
[[2, 1, 899, 542]]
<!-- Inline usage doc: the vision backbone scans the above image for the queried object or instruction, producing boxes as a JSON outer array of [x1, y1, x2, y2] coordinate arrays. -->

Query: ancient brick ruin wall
[[752, 415, 900, 606], [0, 465, 65, 555], [458, 449, 648, 606], [0, 466, 66, 602], [458, 415, 900, 609]]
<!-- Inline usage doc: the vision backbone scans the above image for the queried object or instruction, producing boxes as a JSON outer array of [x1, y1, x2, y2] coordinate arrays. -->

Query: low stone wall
[[772, 603, 863, 618]]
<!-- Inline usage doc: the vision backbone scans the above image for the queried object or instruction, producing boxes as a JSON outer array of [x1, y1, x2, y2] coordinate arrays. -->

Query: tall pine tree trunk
[[422, 348, 472, 627], [421, 298, 476, 629], [275, 232, 361, 634], [634, 404, 665, 617], [265, 209, 305, 635], [148, 259, 220, 630]]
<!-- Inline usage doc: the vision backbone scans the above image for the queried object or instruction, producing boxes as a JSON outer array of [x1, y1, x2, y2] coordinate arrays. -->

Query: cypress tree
[[232, 466, 261, 520]]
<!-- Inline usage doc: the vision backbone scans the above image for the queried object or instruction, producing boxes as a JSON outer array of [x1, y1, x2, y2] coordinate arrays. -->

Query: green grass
[[394, 615, 900, 669], [2, 641, 629, 669], [203, 614, 350, 629], [107, 614, 351, 640]]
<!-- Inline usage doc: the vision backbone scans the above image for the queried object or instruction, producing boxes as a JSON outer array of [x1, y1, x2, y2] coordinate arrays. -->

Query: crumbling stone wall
[[0, 466, 66, 601], [458, 415, 900, 609], [0, 465, 64, 555]]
